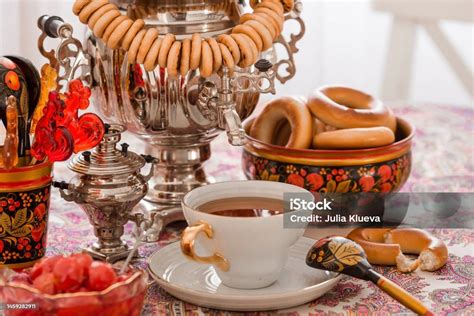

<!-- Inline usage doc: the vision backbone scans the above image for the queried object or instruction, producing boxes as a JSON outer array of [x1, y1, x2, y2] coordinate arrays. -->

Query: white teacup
[[180, 180, 313, 289]]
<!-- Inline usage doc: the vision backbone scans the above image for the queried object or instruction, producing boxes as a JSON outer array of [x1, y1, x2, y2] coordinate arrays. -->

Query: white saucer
[[148, 237, 342, 311]]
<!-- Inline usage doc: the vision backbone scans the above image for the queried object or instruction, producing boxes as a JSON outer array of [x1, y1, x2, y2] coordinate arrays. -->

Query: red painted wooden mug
[[0, 161, 53, 269]]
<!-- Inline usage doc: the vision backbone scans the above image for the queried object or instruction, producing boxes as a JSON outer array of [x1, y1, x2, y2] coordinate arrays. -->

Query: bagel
[[313, 126, 395, 149], [167, 40, 182, 77], [240, 13, 277, 40], [307, 86, 397, 132], [347, 228, 448, 272], [102, 15, 127, 43], [249, 96, 313, 149]]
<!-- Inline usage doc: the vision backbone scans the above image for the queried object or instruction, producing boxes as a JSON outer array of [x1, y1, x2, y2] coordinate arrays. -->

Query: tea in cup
[[180, 180, 313, 289]]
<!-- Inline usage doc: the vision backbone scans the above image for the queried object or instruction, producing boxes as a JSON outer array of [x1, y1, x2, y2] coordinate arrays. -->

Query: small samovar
[[52, 124, 161, 262]]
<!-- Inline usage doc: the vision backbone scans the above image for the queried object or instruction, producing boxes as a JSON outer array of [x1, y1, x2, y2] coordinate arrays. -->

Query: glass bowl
[[0, 270, 148, 316]]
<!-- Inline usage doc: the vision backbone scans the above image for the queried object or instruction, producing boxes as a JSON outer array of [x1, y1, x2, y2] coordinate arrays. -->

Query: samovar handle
[[273, 0, 306, 84], [37, 15, 92, 90], [140, 154, 159, 182]]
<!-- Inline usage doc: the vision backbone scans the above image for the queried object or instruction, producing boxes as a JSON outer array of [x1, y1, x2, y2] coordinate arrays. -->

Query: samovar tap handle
[[196, 69, 246, 146], [231, 59, 276, 95], [52, 181, 79, 203], [218, 67, 246, 146]]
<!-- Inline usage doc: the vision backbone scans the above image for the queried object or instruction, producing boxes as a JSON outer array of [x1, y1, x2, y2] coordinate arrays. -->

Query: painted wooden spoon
[[306, 236, 433, 315]]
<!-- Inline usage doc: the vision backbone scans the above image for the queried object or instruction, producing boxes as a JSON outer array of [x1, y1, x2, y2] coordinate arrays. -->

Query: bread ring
[[87, 3, 116, 28], [93, 9, 120, 38], [249, 96, 313, 149], [144, 36, 163, 71], [137, 28, 159, 64], [218, 43, 235, 74], [121, 19, 145, 50], [73, 0, 286, 77], [254, 8, 283, 34], [279, 0, 295, 12], [167, 41, 182, 77], [314, 118, 337, 135], [102, 15, 127, 43], [206, 38, 222, 73], [244, 20, 273, 51], [180, 38, 191, 76], [199, 40, 213, 78], [250, 0, 282, 9], [255, 11, 281, 40], [347, 228, 448, 272], [307, 86, 397, 132], [73, 0, 91, 15], [190, 33, 202, 70], [238, 33, 259, 65], [258, 1, 284, 15], [217, 34, 241, 64], [158, 33, 176, 68], [313, 126, 395, 149], [230, 33, 254, 68], [126, 29, 146, 63], [240, 13, 277, 40], [107, 18, 133, 49], [232, 24, 263, 52], [79, 0, 108, 24]]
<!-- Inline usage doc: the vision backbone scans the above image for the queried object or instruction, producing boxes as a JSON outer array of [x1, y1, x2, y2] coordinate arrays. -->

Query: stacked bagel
[[249, 86, 397, 149], [72, 0, 292, 76]]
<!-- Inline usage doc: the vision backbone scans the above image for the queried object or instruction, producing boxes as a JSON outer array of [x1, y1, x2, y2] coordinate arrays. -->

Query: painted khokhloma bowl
[[242, 117, 414, 193]]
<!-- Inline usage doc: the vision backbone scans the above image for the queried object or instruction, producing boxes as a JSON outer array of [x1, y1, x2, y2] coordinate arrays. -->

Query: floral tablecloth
[[47, 104, 473, 315]]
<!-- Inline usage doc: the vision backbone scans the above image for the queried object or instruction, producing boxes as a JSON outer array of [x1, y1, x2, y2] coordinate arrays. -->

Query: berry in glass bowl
[[0, 253, 148, 316]]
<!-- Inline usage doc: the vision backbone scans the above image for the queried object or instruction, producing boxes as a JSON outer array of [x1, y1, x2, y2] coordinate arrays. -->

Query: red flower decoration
[[65, 79, 92, 110], [359, 175, 375, 192], [378, 165, 392, 182], [34, 203, 47, 221], [287, 174, 305, 188], [307, 173, 324, 191]]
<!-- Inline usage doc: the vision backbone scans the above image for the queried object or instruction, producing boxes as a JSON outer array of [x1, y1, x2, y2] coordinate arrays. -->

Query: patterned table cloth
[[47, 104, 473, 315]]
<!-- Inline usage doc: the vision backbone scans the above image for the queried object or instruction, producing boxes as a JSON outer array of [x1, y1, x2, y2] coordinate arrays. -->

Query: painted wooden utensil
[[306, 236, 433, 315]]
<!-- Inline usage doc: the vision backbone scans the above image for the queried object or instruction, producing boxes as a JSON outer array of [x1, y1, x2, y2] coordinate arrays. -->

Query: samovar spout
[[196, 59, 276, 146], [52, 181, 80, 203]]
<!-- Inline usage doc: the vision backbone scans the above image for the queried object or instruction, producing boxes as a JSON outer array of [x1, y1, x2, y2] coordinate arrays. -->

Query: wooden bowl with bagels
[[242, 86, 414, 193]]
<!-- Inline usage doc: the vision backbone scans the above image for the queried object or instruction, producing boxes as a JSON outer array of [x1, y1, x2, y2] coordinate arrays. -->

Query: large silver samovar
[[38, 0, 304, 224]]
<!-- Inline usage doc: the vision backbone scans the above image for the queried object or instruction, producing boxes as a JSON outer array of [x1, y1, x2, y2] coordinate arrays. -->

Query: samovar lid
[[68, 124, 146, 176]]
